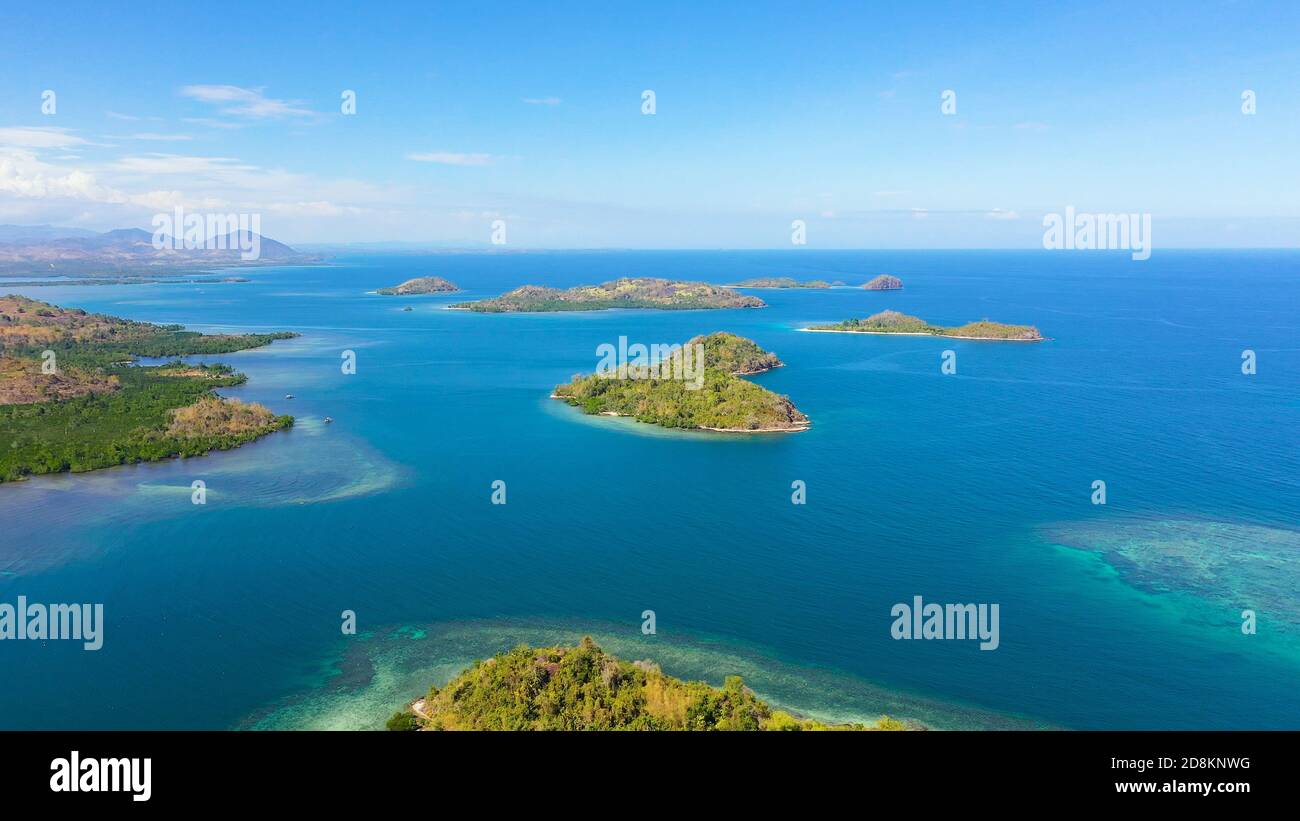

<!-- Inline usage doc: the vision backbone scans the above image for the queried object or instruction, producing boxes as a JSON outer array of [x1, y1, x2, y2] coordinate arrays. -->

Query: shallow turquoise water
[[1, 250, 1297, 729]]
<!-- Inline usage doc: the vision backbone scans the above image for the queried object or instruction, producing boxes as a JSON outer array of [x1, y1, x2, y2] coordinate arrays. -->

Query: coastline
[[799, 327, 1046, 342], [548, 394, 809, 433], [244, 617, 1050, 731]]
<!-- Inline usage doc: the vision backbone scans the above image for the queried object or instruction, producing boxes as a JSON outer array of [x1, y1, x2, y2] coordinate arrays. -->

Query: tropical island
[[726, 277, 831, 289], [863, 274, 903, 290], [552, 331, 809, 432], [0, 295, 295, 482], [386, 638, 914, 731], [452, 277, 765, 312], [375, 276, 460, 295], [806, 310, 1043, 341]]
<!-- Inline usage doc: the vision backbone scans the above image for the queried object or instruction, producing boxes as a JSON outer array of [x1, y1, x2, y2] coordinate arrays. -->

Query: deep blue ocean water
[[0, 250, 1296, 729]]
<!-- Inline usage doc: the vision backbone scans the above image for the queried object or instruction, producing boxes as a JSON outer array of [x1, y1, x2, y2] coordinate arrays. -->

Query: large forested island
[[387, 638, 913, 731], [552, 332, 809, 432], [726, 277, 831, 289], [0, 295, 295, 482], [452, 277, 765, 312], [375, 276, 460, 295], [807, 310, 1043, 341]]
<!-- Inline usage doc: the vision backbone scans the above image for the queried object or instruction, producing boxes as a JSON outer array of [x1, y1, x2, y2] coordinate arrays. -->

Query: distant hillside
[[0, 224, 312, 275]]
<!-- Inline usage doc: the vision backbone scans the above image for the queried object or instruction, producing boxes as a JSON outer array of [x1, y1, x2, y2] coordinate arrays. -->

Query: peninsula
[[387, 638, 913, 731], [375, 276, 460, 295], [0, 295, 295, 482], [863, 275, 903, 290], [726, 277, 831, 289], [807, 310, 1043, 341], [452, 277, 765, 312], [552, 332, 809, 432]]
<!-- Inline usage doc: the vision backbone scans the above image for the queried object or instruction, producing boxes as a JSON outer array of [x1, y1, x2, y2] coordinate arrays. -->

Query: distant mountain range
[[0, 224, 312, 274]]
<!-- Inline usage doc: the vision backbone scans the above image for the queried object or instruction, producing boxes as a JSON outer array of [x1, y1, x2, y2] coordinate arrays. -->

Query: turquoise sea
[[1, 250, 1297, 729]]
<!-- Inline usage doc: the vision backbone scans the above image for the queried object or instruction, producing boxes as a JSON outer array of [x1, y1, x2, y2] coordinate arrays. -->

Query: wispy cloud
[[1013, 121, 1049, 131], [108, 153, 257, 176], [406, 151, 495, 166], [180, 85, 316, 119], [181, 117, 245, 130], [0, 127, 89, 149], [109, 133, 194, 142], [523, 96, 562, 106]]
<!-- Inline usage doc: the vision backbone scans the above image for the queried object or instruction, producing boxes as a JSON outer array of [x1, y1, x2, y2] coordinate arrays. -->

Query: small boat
[[285, 394, 294, 399], [324, 416, 333, 424]]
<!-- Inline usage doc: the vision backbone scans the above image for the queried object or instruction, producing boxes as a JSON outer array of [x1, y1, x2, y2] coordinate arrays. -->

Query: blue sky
[[1, 1, 1297, 247]]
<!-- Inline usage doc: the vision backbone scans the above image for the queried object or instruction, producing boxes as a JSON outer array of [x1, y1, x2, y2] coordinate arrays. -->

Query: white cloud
[[406, 152, 495, 166], [180, 85, 316, 119], [523, 97, 562, 105], [0, 148, 134, 204]]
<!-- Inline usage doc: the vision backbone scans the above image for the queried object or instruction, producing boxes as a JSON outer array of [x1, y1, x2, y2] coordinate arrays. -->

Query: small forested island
[[375, 276, 460, 295], [387, 638, 914, 731], [863, 274, 903, 290], [726, 277, 830, 289], [452, 277, 765, 312], [0, 295, 295, 482], [807, 309, 1043, 341], [552, 332, 808, 432]]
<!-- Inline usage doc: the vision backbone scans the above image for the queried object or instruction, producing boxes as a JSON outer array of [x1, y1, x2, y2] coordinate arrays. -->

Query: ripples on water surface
[[0, 250, 1297, 729]]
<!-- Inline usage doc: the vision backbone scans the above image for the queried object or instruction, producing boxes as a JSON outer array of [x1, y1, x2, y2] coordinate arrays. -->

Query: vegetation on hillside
[[727, 277, 830, 289], [453, 278, 765, 312], [690, 331, 783, 375], [552, 332, 808, 432], [863, 275, 903, 290], [375, 276, 460, 295], [810, 309, 1042, 340], [389, 638, 914, 731], [0, 355, 118, 404], [0, 295, 294, 482]]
